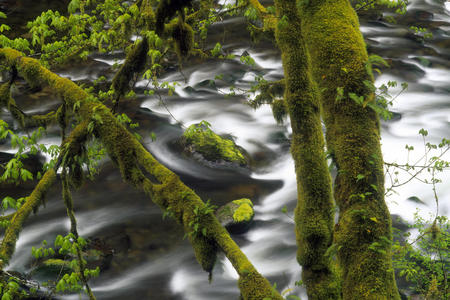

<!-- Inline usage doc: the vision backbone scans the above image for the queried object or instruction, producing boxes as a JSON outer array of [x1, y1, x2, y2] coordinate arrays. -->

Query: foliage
[[31, 234, 100, 295], [187, 199, 217, 238], [392, 213, 449, 299]]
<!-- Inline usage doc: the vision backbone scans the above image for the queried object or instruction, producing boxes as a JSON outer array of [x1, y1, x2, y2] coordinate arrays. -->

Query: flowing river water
[[0, 0, 449, 299]]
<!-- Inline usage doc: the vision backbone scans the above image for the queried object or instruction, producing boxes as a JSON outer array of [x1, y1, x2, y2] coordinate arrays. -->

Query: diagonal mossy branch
[[0, 119, 92, 268], [0, 169, 56, 268], [273, 0, 340, 298], [0, 48, 283, 299]]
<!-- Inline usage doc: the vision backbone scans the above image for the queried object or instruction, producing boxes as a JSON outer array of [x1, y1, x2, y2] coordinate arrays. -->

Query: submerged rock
[[181, 121, 247, 166], [216, 198, 254, 234]]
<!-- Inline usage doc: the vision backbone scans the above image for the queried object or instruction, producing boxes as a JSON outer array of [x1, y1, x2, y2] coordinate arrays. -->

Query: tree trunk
[[300, 0, 400, 298], [274, 0, 340, 298]]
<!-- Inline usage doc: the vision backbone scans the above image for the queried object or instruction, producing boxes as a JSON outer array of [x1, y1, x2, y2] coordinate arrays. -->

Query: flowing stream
[[0, 0, 449, 299]]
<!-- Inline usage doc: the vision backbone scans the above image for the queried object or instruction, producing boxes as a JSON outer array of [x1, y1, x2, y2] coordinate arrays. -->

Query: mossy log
[[0, 48, 282, 299], [300, 0, 400, 298], [274, 0, 340, 298]]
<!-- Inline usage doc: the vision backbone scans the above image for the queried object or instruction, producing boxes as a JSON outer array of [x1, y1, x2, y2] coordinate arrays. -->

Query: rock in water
[[216, 198, 254, 234], [181, 122, 247, 166]]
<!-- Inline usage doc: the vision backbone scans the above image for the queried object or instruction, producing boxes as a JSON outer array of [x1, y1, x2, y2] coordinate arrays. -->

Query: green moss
[[274, 0, 340, 298], [171, 19, 194, 58], [271, 99, 287, 124], [140, 0, 155, 29], [300, 0, 400, 298], [155, 0, 193, 34], [0, 169, 56, 267], [183, 123, 247, 165], [232, 199, 254, 223], [238, 271, 283, 300], [112, 38, 149, 97], [190, 234, 217, 275], [38, 259, 73, 275], [232, 198, 253, 207]]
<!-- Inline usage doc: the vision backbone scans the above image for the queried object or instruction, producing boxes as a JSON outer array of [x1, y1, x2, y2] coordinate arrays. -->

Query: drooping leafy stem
[[60, 169, 96, 300]]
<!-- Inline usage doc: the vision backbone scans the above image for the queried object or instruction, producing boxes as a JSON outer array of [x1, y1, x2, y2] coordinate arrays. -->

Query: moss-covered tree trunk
[[299, 0, 400, 298], [273, 0, 340, 299]]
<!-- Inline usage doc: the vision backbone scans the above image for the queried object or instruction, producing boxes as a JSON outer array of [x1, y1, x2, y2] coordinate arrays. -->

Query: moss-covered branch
[[0, 48, 282, 299], [273, 0, 340, 298], [300, 0, 400, 298], [0, 81, 61, 128], [111, 38, 149, 101], [0, 169, 56, 267], [247, 0, 277, 32]]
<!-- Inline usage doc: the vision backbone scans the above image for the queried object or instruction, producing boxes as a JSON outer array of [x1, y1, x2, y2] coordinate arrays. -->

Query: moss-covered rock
[[216, 198, 254, 234], [182, 122, 247, 166], [33, 259, 74, 277]]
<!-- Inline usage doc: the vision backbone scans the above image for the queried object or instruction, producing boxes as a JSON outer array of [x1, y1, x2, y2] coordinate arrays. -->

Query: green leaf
[[20, 169, 33, 182], [68, 0, 80, 14], [356, 174, 365, 181]]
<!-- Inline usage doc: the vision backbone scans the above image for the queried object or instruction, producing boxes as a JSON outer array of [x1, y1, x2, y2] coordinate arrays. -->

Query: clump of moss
[[190, 235, 217, 279], [271, 98, 287, 124], [155, 0, 193, 34], [182, 122, 247, 165], [232, 199, 254, 223], [140, 0, 155, 29], [35, 259, 74, 276], [112, 38, 149, 97], [238, 271, 284, 300], [216, 198, 254, 234], [171, 20, 194, 58]]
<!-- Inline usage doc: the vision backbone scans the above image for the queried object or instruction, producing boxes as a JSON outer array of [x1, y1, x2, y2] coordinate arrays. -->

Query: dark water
[[0, 0, 449, 299]]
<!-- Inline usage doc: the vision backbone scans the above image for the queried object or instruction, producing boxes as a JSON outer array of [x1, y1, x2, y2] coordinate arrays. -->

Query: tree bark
[[273, 0, 340, 299], [300, 0, 400, 298]]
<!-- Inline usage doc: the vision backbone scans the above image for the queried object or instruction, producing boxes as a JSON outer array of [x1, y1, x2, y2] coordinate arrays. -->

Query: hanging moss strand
[[61, 170, 78, 237], [274, 0, 340, 298], [300, 0, 400, 298], [111, 37, 149, 111]]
